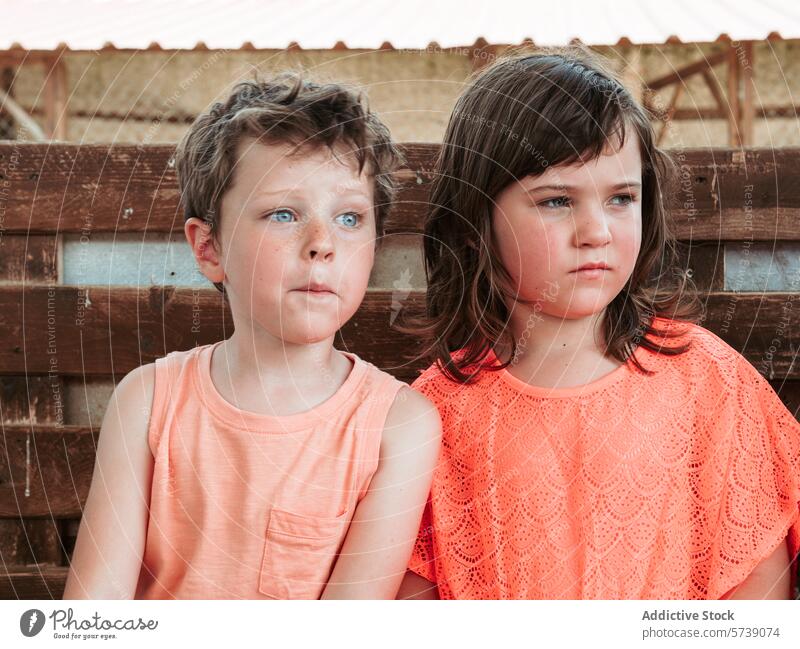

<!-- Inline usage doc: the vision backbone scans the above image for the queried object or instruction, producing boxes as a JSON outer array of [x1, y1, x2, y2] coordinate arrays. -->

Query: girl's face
[[210, 139, 377, 345], [491, 135, 643, 320]]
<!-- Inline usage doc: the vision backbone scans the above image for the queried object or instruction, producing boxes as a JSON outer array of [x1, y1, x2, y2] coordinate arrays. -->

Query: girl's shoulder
[[642, 317, 748, 375], [409, 348, 494, 407]]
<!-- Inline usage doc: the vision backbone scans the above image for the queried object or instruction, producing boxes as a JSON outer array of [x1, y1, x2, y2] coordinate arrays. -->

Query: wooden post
[[741, 41, 755, 146], [44, 55, 68, 140], [620, 46, 644, 103], [656, 83, 684, 146], [727, 43, 741, 147]]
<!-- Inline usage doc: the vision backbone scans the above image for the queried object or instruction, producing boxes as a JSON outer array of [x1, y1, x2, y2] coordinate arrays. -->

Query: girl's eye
[[539, 196, 571, 209], [610, 194, 636, 206], [335, 212, 361, 228], [266, 208, 296, 223]]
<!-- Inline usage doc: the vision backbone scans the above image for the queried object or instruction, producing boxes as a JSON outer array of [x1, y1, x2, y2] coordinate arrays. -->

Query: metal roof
[[3, 0, 800, 51]]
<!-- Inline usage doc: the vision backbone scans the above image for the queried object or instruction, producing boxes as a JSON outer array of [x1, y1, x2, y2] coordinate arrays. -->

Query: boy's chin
[[275, 322, 344, 346]]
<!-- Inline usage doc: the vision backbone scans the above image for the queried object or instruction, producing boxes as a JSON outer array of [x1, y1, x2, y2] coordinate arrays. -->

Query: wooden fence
[[1, 142, 799, 598]]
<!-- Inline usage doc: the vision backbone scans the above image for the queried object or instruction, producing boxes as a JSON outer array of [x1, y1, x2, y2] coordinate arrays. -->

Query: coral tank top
[[135, 341, 406, 599], [408, 319, 800, 599]]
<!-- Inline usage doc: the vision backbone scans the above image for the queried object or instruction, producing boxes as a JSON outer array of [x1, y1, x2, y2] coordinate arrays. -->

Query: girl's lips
[[572, 268, 610, 279]]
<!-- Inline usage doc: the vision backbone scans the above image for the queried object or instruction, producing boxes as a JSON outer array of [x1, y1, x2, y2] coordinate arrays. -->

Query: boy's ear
[[184, 217, 225, 285]]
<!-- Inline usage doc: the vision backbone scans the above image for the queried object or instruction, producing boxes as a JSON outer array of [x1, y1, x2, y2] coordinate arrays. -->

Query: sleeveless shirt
[[134, 341, 406, 599]]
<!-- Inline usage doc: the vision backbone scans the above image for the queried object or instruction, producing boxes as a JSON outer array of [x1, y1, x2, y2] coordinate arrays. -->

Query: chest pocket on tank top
[[258, 507, 351, 599]]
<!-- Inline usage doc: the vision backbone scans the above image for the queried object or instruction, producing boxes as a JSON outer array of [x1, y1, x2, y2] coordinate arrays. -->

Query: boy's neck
[[209, 330, 353, 417], [494, 308, 623, 390]]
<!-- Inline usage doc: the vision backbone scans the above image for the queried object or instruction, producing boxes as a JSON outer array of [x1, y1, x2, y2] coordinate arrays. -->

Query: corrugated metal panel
[[2, 0, 799, 51]]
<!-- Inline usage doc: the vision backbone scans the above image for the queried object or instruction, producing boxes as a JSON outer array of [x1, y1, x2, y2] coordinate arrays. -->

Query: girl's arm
[[321, 387, 442, 599], [62, 364, 156, 599], [722, 538, 792, 600]]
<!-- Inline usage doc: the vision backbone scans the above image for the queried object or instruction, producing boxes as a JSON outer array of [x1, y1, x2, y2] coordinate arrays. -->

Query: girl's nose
[[574, 206, 612, 247]]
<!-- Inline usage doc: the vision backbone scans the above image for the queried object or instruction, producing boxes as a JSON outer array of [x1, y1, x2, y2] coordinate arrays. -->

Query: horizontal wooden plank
[[0, 286, 429, 381], [0, 142, 437, 236], [7, 377, 800, 520], [2, 143, 799, 241], [700, 292, 800, 380], [0, 426, 96, 518], [2, 286, 800, 379], [672, 149, 800, 241], [0, 564, 67, 600], [0, 376, 65, 425], [0, 235, 59, 283], [0, 518, 63, 565]]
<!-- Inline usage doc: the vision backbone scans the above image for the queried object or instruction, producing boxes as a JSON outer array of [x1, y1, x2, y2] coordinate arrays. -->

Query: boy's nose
[[304, 219, 335, 261]]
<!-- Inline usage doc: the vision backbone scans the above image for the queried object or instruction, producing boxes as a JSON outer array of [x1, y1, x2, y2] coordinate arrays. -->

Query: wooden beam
[[0, 287, 428, 380], [43, 55, 68, 140], [651, 105, 800, 121], [656, 83, 684, 146], [0, 86, 46, 140], [2, 144, 799, 238], [1, 425, 97, 518], [0, 142, 437, 234], [727, 44, 741, 147], [2, 288, 800, 379], [619, 46, 645, 103], [741, 41, 755, 146], [646, 50, 728, 91], [2, 287, 799, 519], [0, 564, 67, 599], [701, 69, 727, 114]]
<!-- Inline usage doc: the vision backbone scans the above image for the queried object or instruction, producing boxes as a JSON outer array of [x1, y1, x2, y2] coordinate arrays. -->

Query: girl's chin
[[549, 302, 613, 321]]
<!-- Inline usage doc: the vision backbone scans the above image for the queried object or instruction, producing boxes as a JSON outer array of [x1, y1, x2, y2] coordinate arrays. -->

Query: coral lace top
[[408, 320, 800, 599]]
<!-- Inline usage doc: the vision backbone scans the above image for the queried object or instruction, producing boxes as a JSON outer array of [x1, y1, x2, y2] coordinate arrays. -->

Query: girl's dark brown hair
[[403, 47, 700, 383]]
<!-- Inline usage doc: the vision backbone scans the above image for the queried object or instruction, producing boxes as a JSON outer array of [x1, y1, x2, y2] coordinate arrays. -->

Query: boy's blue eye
[[335, 212, 360, 228], [267, 208, 295, 223]]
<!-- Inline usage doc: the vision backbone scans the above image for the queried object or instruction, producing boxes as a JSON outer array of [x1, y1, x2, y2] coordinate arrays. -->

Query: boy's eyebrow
[[252, 188, 303, 197], [525, 180, 642, 194]]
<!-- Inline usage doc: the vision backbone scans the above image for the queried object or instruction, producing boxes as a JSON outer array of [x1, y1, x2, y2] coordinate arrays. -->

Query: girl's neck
[[209, 329, 353, 417], [494, 308, 623, 390]]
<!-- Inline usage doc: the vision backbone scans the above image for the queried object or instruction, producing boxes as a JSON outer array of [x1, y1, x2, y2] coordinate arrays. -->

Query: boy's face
[[491, 134, 643, 320], [208, 138, 376, 345]]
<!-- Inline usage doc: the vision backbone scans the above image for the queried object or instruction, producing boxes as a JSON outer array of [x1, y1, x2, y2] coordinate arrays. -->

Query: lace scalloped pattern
[[408, 320, 800, 599]]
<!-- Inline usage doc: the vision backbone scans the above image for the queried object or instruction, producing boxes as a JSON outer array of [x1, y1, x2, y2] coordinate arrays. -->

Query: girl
[[63, 75, 442, 599], [397, 49, 800, 600]]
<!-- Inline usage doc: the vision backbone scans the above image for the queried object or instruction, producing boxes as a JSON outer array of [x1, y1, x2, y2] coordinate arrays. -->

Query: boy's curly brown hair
[[175, 72, 403, 293]]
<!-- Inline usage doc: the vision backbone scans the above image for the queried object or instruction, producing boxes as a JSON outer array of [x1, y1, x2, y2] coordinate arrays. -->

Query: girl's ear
[[184, 217, 225, 285]]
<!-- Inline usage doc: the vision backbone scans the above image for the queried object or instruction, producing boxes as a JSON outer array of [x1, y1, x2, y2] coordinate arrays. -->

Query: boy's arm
[[62, 363, 156, 599], [321, 386, 442, 599], [396, 570, 439, 599]]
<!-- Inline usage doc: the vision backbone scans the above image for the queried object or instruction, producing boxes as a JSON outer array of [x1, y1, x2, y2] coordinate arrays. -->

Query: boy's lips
[[292, 281, 337, 299], [294, 281, 336, 294]]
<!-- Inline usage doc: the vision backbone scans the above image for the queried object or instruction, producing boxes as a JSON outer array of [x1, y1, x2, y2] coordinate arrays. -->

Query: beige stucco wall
[[9, 41, 800, 146]]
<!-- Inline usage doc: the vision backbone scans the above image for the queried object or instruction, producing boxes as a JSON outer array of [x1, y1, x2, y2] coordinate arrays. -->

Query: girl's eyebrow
[[525, 180, 642, 194]]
